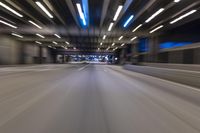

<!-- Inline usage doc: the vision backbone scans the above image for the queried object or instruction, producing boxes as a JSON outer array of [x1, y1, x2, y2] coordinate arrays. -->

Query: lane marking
[[78, 64, 90, 71]]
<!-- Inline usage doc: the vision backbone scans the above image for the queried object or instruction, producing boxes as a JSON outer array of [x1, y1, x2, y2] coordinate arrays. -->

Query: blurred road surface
[[0, 64, 200, 133]]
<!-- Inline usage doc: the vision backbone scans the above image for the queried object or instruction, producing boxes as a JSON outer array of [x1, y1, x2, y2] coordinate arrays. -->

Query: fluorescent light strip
[[170, 10, 197, 24], [73, 47, 76, 50], [35, 41, 42, 44], [145, 8, 164, 23], [118, 36, 123, 40], [123, 15, 134, 27], [35, 1, 53, 18], [150, 25, 164, 33], [112, 43, 115, 46], [100, 42, 103, 45], [28, 20, 42, 29], [54, 34, 61, 38], [65, 41, 69, 44], [132, 24, 142, 32], [103, 35, 106, 40], [52, 41, 58, 44], [0, 2, 23, 17], [121, 43, 125, 46], [0, 20, 17, 28], [130, 36, 137, 41], [108, 22, 114, 31], [174, 0, 181, 3], [76, 3, 86, 26], [36, 33, 45, 38], [11, 33, 23, 38], [113, 5, 123, 21]]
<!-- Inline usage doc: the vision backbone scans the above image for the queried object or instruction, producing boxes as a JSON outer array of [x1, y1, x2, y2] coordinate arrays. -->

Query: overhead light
[[100, 42, 103, 45], [98, 48, 100, 50], [108, 22, 114, 31], [150, 25, 164, 33], [0, 20, 17, 28], [174, 0, 181, 3], [145, 8, 164, 23], [118, 36, 123, 40], [36, 33, 45, 38], [48, 45, 52, 48], [0, 2, 23, 17], [130, 36, 137, 41], [28, 20, 42, 29], [107, 47, 110, 50], [11, 33, 23, 38], [65, 41, 69, 44], [52, 41, 58, 44], [64, 47, 68, 50], [54, 34, 61, 38], [76, 3, 86, 26], [170, 10, 197, 24], [103, 35, 106, 40], [112, 43, 115, 46], [123, 15, 134, 27], [121, 43, 125, 46], [73, 47, 76, 50], [35, 41, 42, 44], [132, 24, 142, 32], [35, 1, 53, 18], [113, 5, 123, 21]]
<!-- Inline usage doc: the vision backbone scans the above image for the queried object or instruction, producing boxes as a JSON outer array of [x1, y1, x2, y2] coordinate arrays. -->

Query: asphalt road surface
[[0, 64, 200, 133]]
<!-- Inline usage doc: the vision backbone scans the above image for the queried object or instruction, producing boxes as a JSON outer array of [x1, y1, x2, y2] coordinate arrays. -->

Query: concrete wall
[[0, 36, 21, 65], [0, 35, 54, 65], [194, 48, 200, 64]]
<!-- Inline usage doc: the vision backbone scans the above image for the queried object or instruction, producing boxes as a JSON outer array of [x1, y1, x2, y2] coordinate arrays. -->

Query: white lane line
[[78, 64, 90, 71]]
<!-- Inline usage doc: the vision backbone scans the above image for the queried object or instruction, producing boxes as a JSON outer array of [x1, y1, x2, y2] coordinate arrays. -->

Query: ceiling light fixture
[[54, 34, 61, 38], [145, 8, 164, 23], [76, 3, 86, 26], [170, 10, 197, 24], [0, 2, 23, 17], [113, 5, 123, 21], [28, 20, 42, 29], [174, 0, 181, 3], [0, 20, 17, 28], [52, 41, 58, 45], [11, 33, 23, 38], [65, 41, 69, 44], [103, 35, 107, 40], [35, 41, 42, 44], [36, 33, 45, 38], [108, 22, 114, 31], [123, 15, 134, 27], [35, 1, 53, 18], [121, 43, 125, 46], [149, 25, 164, 33], [112, 43, 115, 46], [118, 36, 123, 40], [132, 24, 142, 32], [100, 42, 103, 45], [130, 36, 137, 41]]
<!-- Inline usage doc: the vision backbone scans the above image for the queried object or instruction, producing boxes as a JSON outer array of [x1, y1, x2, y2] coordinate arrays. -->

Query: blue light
[[160, 42, 192, 49], [123, 15, 134, 27]]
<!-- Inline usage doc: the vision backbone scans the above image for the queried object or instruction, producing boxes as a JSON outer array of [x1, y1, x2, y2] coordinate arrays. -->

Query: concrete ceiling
[[0, 0, 200, 52]]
